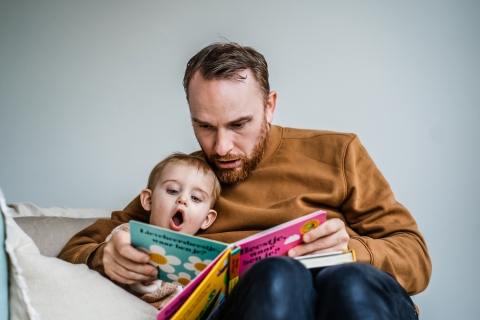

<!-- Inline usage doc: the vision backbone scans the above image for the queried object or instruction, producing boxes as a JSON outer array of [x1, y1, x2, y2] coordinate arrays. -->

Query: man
[[59, 42, 431, 319]]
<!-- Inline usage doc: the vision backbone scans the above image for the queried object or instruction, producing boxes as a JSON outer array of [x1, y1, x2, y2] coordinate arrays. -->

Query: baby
[[106, 152, 221, 309]]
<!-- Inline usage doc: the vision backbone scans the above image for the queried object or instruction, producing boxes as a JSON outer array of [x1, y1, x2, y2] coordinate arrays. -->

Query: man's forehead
[[188, 70, 264, 124], [189, 70, 263, 100]]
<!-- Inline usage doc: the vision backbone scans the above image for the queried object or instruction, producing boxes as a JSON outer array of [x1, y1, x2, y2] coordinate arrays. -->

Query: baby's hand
[[103, 230, 158, 284]]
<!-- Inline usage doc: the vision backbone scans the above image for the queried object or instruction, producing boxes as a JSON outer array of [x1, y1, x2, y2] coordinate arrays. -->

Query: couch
[[1, 192, 159, 320]]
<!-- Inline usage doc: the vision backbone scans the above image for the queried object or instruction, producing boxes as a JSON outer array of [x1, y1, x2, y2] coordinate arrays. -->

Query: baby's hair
[[147, 152, 221, 206]]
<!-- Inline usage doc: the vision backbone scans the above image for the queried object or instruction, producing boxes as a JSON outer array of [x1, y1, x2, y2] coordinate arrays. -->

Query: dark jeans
[[218, 257, 418, 320]]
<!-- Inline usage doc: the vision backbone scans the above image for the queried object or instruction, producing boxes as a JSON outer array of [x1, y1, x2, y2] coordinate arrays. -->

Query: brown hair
[[147, 152, 221, 206], [183, 41, 270, 103]]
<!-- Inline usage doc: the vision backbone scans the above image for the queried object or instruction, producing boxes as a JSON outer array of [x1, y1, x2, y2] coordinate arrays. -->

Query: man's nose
[[214, 129, 233, 156]]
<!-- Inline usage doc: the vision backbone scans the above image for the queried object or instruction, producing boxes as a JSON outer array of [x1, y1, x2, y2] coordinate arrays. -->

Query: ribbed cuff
[[348, 237, 373, 264], [81, 242, 107, 277]]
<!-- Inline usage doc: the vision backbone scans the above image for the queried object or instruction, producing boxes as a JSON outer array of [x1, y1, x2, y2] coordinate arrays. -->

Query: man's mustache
[[210, 154, 245, 162]]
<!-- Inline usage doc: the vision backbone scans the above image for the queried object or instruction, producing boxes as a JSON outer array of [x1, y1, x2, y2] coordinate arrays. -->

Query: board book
[[129, 209, 331, 320], [295, 250, 356, 269]]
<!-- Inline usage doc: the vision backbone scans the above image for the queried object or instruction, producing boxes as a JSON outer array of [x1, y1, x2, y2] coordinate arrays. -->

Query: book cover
[[157, 248, 230, 320], [234, 210, 327, 275], [167, 249, 230, 320], [130, 221, 229, 284], [130, 209, 327, 320]]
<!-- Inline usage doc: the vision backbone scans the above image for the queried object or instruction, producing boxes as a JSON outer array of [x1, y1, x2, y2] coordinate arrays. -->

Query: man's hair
[[147, 152, 221, 206], [183, 41, 270, 103]]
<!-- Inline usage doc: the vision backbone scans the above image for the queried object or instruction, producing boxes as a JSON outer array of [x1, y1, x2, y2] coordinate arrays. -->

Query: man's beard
[[205, 119, 270, 184]]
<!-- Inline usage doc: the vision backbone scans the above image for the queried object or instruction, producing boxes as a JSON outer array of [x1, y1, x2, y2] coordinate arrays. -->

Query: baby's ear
[[200, 209, 217, 230], [140, 189, 153, 211]]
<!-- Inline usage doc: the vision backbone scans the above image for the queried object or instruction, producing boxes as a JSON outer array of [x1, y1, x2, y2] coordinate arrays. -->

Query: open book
[[130, 209, 355, 320]]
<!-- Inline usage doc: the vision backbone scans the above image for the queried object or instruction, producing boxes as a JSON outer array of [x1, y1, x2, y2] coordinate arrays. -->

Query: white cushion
[[2, 190, 158, 320], [2, 189, 38, 320]]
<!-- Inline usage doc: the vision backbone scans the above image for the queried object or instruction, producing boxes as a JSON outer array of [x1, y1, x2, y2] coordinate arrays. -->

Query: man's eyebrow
[[227, 116, 252, 126], [191, 117, 210, 126], [191, 115, 253, 127]]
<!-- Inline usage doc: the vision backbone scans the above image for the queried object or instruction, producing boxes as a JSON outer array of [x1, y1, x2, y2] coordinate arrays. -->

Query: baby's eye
[[191, 195, 202, 203], [167, 189, 179, 195]]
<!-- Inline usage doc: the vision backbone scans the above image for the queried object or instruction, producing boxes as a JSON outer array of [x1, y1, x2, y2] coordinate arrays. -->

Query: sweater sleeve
[[57, 196, 150, 276], [341, 136, 432, 295]]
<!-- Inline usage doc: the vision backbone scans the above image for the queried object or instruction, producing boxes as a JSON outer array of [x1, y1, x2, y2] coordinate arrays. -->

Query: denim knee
[[313, 263, 417, 320], [219, 257, 317, 320], [314, 262, 382, 298], [243, 256, 312, 285]]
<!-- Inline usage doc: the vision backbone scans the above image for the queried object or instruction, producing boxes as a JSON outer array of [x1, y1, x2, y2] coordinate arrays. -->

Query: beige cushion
[[2, 195, 158, 320], [13, 216, 100, 257], [11, 220, 159, 319]]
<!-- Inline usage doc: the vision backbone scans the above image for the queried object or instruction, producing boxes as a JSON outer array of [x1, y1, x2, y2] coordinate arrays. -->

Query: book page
[[164, 249, 231, 320], [130, 221, 228, 284], [234, 210, 326, 275]]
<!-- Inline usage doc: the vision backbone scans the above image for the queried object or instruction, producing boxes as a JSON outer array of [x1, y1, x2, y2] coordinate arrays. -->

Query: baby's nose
[[176, 196, 187, 205]]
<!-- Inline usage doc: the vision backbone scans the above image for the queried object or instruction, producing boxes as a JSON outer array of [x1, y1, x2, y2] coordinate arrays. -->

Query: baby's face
[[149, 163, 215, 235]]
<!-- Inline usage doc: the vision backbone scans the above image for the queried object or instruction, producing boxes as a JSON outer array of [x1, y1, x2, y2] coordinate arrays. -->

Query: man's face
[[188, 70, 277, 183]]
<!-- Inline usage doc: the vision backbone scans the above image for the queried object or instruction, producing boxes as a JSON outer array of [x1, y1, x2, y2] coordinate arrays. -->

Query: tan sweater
[[58, 125, 431, 295]]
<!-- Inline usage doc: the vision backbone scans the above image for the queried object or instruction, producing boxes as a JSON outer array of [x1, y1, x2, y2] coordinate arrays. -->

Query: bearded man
[[59, 42, 431, 320]]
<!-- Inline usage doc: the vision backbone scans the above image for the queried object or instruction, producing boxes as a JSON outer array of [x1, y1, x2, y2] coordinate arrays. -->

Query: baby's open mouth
[[172, 211, 184, 227]]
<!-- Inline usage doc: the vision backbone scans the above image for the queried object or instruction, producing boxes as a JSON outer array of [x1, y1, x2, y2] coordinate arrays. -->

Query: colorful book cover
[[167, 249, 231, 320], [130, 209, 327, 319], [157, 248, 230, 320], [234, 210, 327, 275], [129, 221, 228, 284]]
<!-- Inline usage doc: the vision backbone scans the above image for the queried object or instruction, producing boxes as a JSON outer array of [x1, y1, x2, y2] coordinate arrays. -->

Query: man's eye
[[199, 124, 212, 129], [191, 195, 201, 202], [167, 189, 179, 195], [231, 122, 246, 129]]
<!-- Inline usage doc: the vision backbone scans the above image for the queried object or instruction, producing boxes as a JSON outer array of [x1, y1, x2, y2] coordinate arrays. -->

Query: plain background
[[1, 1, 479, 319]]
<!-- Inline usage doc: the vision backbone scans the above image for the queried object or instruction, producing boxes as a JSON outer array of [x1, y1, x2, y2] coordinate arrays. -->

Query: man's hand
[[288, 218, 349, 257], [103, 230, 158, 284]]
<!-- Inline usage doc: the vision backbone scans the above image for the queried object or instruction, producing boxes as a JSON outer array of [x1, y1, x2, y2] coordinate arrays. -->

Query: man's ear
[[200, 209, 217, 230], [140, 189, 153, 211], [265, 90, 277, 124]]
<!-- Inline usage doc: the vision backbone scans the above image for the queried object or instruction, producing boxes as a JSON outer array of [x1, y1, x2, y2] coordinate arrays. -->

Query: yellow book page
[[171, 249, 230, 320]]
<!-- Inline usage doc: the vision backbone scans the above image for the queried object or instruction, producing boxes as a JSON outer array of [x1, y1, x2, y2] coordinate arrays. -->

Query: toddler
[[106, 152, 221, 309]]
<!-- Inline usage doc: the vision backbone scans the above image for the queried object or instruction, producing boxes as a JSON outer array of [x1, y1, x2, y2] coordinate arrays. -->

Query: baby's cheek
[[149, 215, 167, 229]]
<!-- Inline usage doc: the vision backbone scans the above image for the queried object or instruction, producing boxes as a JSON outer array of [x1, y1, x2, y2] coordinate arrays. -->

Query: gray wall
[[1, 1, 479, 319]]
